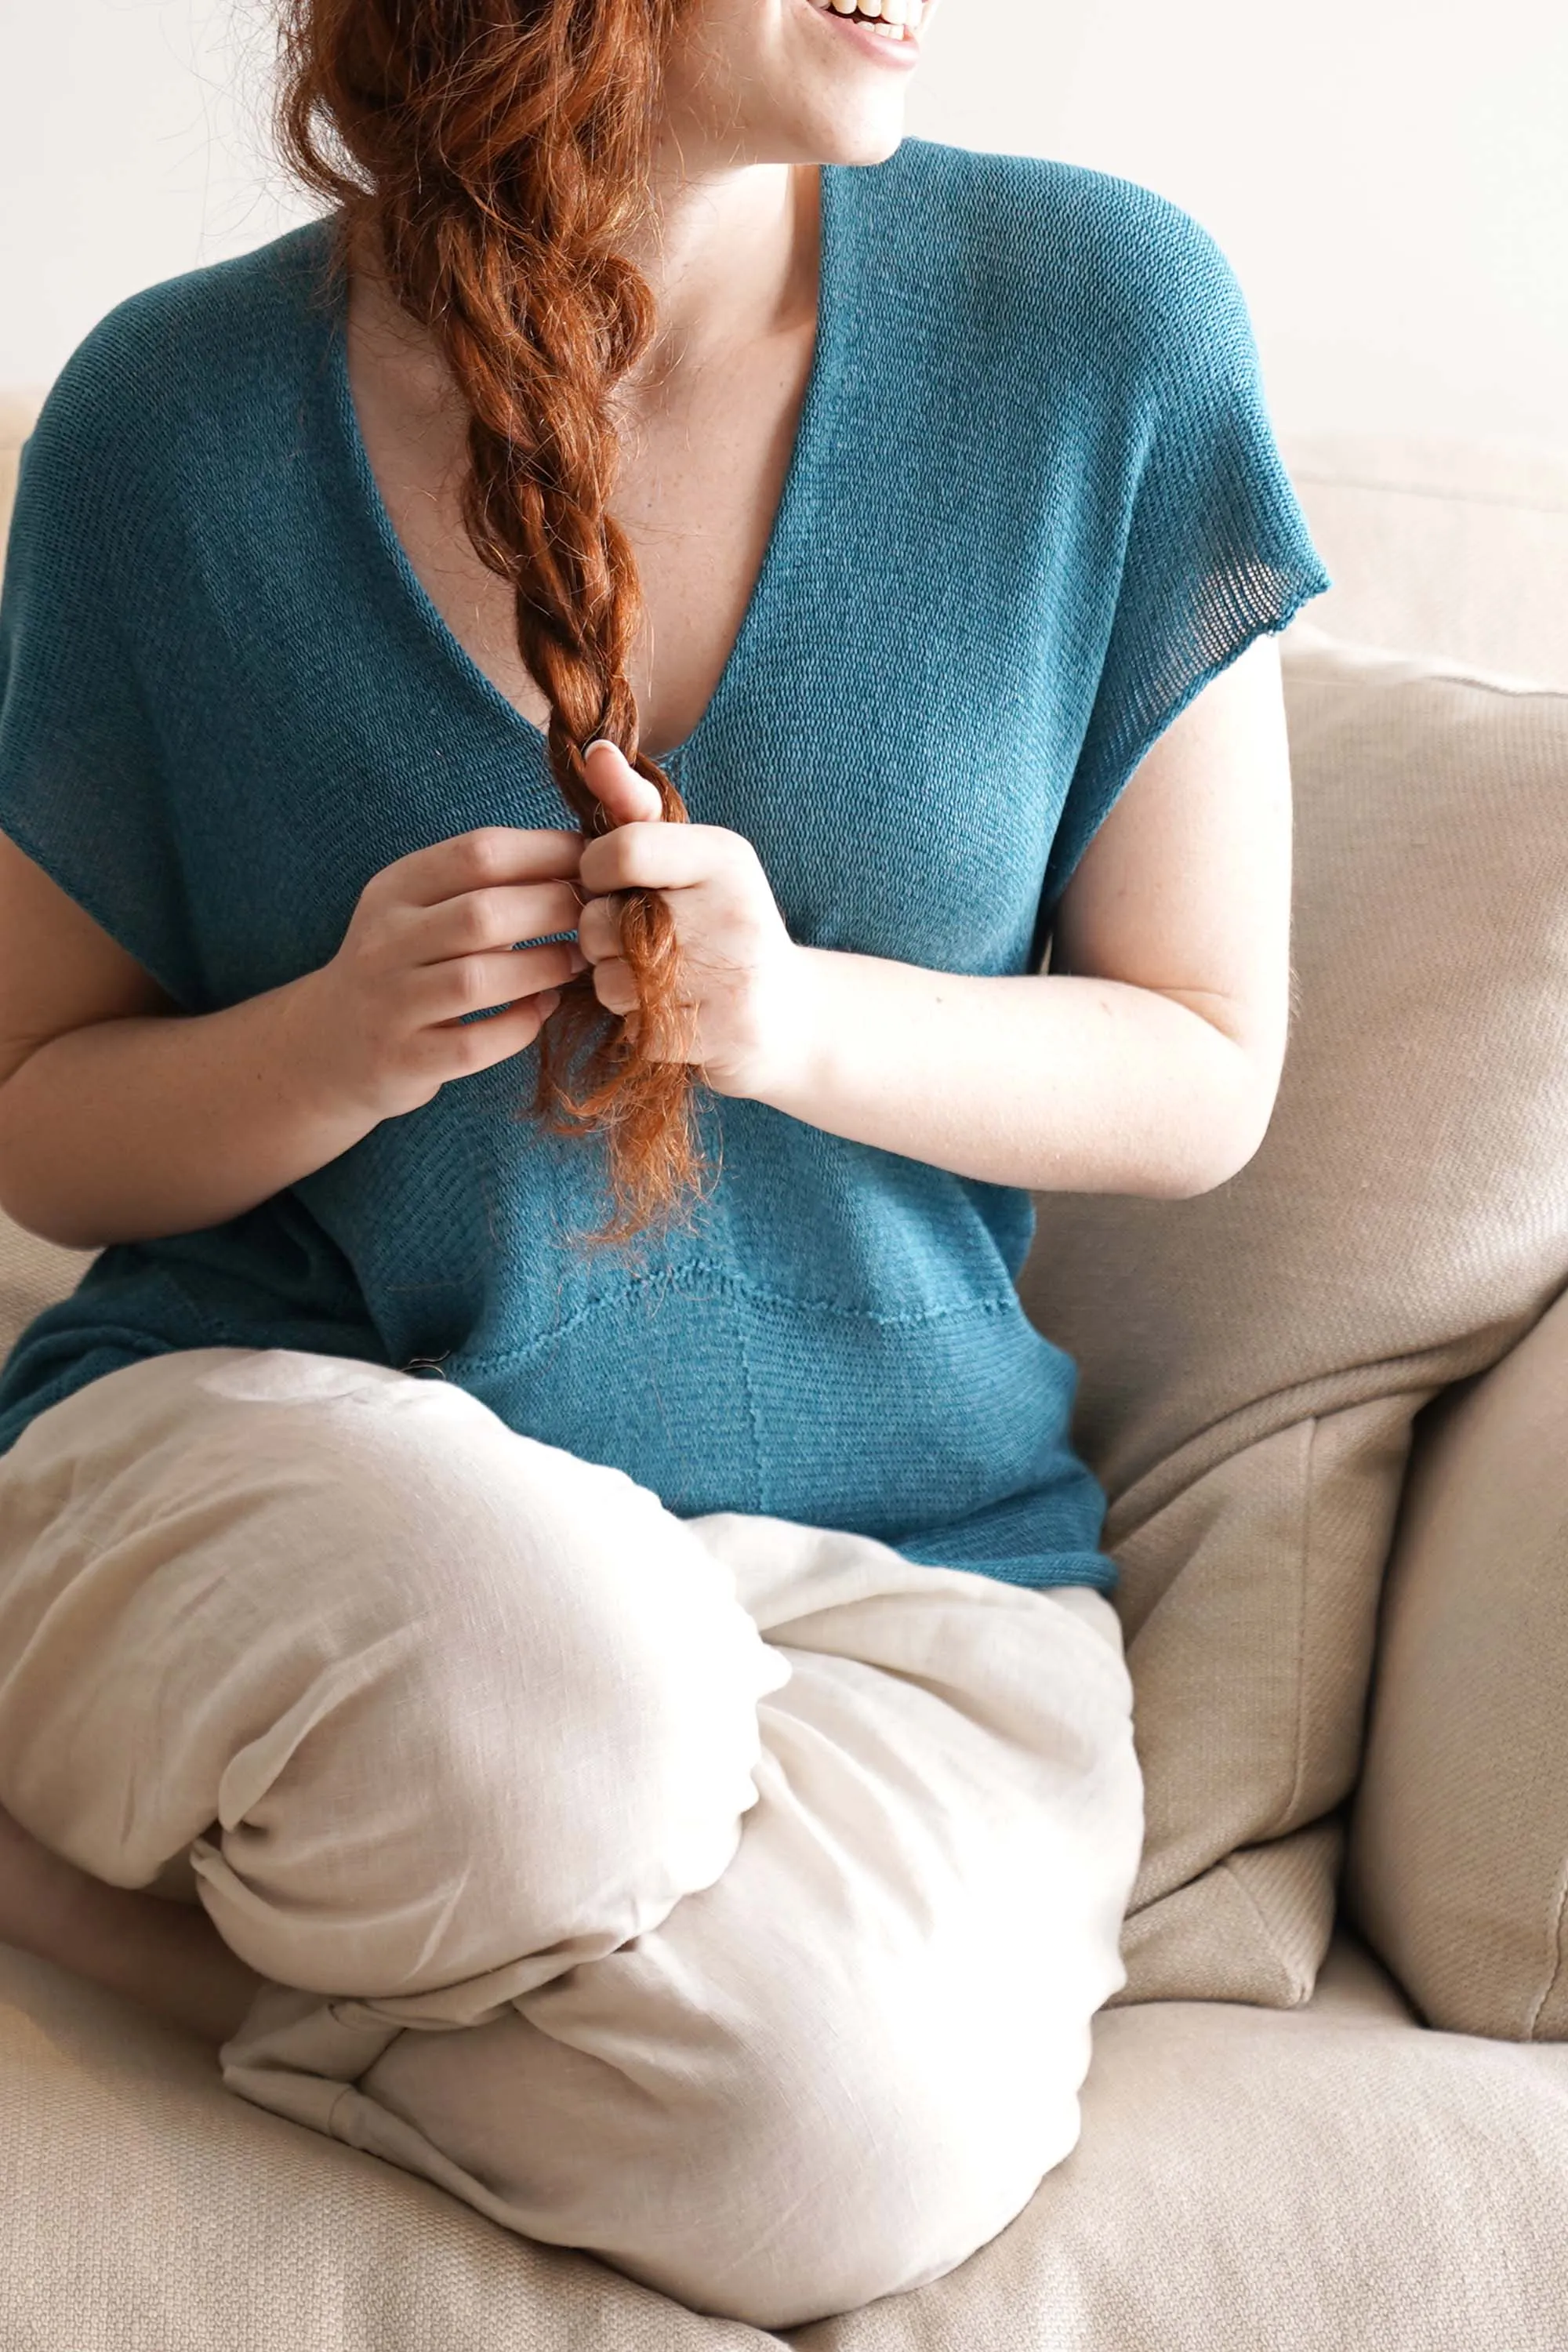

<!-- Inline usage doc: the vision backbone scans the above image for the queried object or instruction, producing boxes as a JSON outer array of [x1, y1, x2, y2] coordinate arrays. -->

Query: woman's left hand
[[573, 739, 817, 1102]]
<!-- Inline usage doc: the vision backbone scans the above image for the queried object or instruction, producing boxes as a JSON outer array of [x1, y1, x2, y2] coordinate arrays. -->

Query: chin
[[776, 92, 911, 169], [826, 114, 908, 166]]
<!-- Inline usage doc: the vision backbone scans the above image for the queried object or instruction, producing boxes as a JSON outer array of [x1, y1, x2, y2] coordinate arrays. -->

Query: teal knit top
[[0, 137, 1330, 1591]]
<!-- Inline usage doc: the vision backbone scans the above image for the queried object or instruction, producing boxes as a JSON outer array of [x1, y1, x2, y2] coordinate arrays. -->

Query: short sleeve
[[1036, 207, 1331, 933], [0, 330, 201, 1010]]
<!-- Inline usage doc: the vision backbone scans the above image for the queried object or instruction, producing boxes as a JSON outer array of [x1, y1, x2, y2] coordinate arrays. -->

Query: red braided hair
[[274, 0, 708, 1250]]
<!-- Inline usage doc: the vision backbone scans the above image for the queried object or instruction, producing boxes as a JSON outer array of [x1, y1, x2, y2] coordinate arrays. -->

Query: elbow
[[1168, 1039, 1285, 1200], [0, 1175, 103, 1255], [0, 1112, 97, 1254], [1178, 1118, 1271, 1199]]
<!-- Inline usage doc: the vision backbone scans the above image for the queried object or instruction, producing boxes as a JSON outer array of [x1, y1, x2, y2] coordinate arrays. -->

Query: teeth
[[811, 0, 923, 32]]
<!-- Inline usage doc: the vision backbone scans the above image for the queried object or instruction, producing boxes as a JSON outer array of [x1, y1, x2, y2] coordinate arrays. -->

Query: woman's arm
[[0, 836, 366, 1250], [766, 636, 1293, 1197], [0, 826, 587, 1250], [579, 634, 1294, 1199]]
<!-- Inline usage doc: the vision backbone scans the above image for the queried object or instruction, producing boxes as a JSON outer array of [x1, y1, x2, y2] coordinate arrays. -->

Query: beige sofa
[[1, 388, 1566, 2349]]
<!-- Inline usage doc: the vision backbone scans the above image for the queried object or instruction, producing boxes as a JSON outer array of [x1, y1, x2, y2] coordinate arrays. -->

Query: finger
[[579, 820, 724, 895], [584, 739, 664, 829], [574, 891, 625, 963], [590, 962, 692, 1044], [591, 960, 698, 1060], [376, 825, 584, 912], [414, 941, 583, 1027], [413, 879, 586, 964], [591, 956, 640, 1017], [430, 990, 564, 1082]]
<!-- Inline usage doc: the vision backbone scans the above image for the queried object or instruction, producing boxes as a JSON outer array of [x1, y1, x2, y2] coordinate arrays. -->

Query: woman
[[0, 0, 1327, 2328]]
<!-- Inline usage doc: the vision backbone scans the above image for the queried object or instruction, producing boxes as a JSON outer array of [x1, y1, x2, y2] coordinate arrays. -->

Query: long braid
[[275, 0, 707, 1247]]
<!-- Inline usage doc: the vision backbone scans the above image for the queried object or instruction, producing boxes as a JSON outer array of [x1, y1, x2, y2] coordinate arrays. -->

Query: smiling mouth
[[807, 0, 927, 39]]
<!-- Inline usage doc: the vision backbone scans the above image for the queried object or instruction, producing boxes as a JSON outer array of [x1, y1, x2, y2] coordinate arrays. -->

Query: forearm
[[0, 967, 378, 1250], [0, 1806, 260, 2047], [754, 946, 1272, 1197]]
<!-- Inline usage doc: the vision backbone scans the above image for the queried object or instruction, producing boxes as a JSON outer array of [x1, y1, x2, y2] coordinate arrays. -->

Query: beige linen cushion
[[0, 1223, 94, 1359], [1018, 630, 1568, 2009], [1279, 431, 1568, 691], [799, 1932, 1568, 2352], [1345, 1277, 1568, 2040]]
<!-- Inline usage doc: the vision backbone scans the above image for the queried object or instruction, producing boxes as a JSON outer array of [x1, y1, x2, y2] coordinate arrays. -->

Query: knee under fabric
[[0, 1346, 1143, 2329]]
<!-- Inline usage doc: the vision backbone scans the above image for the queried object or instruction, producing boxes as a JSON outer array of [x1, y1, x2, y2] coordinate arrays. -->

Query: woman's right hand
[[300, 825, 590, 1121]]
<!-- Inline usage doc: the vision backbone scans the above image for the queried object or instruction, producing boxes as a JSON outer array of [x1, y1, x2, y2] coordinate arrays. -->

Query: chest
[[343, 274, 817, 764], [169, 204, 1131, 1013]]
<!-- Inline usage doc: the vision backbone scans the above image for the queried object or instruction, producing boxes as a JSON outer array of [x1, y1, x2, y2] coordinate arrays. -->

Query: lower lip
[[803, 1, 924, 71]]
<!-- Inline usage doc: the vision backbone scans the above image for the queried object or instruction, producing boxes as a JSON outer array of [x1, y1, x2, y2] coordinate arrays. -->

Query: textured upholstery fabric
[[794, 1933, 1568, 2352], [0, 1218, 91, 1356], [1020, 633, 1568, 2008], [6, 1930, 1568, 2352], [1347, 1279, 1568, 2040], [0, 391, 42, 540]]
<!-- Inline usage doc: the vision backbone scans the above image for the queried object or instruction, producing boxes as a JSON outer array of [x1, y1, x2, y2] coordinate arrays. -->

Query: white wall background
[[2, 0, 1566, 452], [909, 0, 1568, 452]]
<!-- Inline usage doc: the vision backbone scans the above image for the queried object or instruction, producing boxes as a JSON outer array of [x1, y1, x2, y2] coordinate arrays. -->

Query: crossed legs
[[0, 1345, 1143, 2329]]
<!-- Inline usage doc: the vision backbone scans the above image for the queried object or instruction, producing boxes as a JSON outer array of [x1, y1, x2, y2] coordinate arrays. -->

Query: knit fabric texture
[[0, 137, 1330, 1590]]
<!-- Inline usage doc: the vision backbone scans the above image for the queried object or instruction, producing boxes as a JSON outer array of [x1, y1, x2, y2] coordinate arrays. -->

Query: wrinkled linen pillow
[[1018, 630, 1568, 2008], [1346, 1278, 1568, 2040]]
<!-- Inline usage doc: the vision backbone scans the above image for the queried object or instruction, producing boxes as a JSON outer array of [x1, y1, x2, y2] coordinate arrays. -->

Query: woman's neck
[[342, 160, 822, 420], [623, 159, 822, 393]]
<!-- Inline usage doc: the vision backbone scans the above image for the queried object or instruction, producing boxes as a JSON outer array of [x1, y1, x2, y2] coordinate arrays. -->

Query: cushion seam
[[1214, 1849, 1302, 2001], [1526, 1854, 1568, 2039], [1268, 1414, 1318, 1839]]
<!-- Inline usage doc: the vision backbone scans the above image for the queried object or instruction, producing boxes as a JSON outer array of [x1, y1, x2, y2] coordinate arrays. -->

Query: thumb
[[583, 738, 664, 826]]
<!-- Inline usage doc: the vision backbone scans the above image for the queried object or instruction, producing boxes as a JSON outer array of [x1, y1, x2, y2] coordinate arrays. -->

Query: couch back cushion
[[1345, 1278, 1568, 2040], [0, 1226, 96, 1364], [1019, 631, 1568, 2008], [0, 390, 44, 552], [1280, 431, 1568, 691]]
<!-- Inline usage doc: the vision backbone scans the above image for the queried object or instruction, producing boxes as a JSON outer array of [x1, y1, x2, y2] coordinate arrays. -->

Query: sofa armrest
[[1345, 1280, 1568, 2039]]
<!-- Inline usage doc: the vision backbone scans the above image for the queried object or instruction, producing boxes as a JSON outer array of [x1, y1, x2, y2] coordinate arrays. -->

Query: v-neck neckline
[[318, 164, 847, 779]]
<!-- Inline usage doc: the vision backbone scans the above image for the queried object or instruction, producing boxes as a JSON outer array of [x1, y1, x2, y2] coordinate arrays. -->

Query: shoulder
[[854, 139, 1254, 392], [14, 220, 338, 540]]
